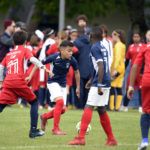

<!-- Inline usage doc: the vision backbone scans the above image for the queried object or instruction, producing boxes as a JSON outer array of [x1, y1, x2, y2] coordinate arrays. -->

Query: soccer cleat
[[137, 141, 149, 150], [138, 107, 142, 113], [29, 129, 45, 138], [105, 138, 117, 146], [67, 137, 85, 145], [119, 106, 128, 112], [52, 129, 66, 135], [40, 114, 47, 131]]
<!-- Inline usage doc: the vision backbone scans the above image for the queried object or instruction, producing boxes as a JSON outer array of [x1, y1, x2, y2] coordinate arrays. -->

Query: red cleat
[[52, 129, 66, 135], [40, 114, 47, 131], [67, 137, 85, 145], [105, 138, 117, 146]]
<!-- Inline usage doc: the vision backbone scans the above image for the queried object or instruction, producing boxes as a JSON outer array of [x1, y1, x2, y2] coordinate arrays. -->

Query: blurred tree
[[0, 0, 22, 13]]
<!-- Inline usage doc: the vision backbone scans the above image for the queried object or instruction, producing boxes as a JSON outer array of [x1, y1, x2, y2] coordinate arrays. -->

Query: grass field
[[0, 105, 149, 150]]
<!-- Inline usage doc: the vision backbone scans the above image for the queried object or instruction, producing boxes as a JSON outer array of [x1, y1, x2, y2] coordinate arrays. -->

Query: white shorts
[[86, 87, 110, 106], [47, 82, 67, 105]]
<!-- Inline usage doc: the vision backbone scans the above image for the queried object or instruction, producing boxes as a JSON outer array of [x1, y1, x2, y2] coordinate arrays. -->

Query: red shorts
[[0, 86, 36, 104], [141, 86, 150, 114]]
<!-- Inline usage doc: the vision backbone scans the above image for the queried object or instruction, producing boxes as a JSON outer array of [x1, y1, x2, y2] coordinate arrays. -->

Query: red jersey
[[134, 42, 150, 87], [1, 45, 33, 87], [126, 43, 145, 66]]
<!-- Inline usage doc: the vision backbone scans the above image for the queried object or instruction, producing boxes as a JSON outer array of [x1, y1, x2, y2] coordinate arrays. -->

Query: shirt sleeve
[[126, 46, 131, 59], [134, 48, 145, 66], [70, 56, 79, 71], [91, 46, 103, 63], [42, 53, 58, 65], [24, 48, 33, 60]]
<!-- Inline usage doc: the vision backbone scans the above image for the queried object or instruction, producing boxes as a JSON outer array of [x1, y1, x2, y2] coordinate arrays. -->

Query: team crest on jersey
[[66, 63, 70, 68], [137, 47, 140, 52]]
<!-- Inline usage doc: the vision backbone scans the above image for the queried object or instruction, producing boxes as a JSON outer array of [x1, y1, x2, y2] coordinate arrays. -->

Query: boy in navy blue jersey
[[68, 27, 117, 146], [40, 40, 80, 135]]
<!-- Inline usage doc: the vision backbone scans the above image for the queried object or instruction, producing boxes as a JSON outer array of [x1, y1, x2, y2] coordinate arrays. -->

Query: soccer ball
[[76, 121, 92, 135]]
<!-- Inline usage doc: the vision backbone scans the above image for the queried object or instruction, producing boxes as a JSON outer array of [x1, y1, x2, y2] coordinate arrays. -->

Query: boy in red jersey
[[0, 30, 53, 138], [127, 41, 150, 150]]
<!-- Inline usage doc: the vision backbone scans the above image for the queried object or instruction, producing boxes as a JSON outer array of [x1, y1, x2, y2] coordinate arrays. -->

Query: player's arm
[[97, 61, 104, 95], [74, 70, 80, 98], [127, 48, 144, 99], [127, 64, 139, 99], [0, 64, 4, 89]]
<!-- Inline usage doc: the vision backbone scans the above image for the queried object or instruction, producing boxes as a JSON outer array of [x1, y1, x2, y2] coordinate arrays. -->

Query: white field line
[[0, 143, 148, 149]]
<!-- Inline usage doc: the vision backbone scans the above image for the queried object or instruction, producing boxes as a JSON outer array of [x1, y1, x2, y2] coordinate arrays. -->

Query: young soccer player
[[0, 30, 53, 138], [40, 40, 80, 135], [127, 41, 150, 150], [67, 27, 117, 146]]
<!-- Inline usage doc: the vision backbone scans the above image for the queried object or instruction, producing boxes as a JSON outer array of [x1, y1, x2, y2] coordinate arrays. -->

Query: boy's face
[[78, 19, 86, 27], [133, 34, 141, 43], [60, 46, 73, 59]]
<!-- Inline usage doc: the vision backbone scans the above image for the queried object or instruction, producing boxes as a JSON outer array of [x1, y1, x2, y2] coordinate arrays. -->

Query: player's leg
[[29, 98, 45, 138], [120, 91, 129, 112], [138, 89, 142, 113], [115, 88, 123, 111], [109, 87, 115, 110], [0, 104, 7, 112], [68, 104, 93, 145], [138, 86, 150, 150], [97, 106, 117, 146]]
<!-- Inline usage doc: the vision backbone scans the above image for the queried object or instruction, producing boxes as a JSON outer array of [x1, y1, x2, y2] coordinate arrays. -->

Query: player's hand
[[98, 87, 103, 95], [0, 81, 3, 89], [85, 80, 92, 89], [25, 76, 32, 84], [48, 72, 54, 78], [76, 88, 80, 98], [127, 88, 134, 99]]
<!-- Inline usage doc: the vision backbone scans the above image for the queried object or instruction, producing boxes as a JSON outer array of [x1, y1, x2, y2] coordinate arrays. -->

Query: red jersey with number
[[1, 45, 33, 88]]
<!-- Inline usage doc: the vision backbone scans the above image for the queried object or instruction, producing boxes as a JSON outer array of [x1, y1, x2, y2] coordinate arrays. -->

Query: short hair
[[90, 27, 103, 44], [132, 32, 141, 37], [77, 15, 88, 23], [4, 20, 13, 29], [30, 34, 40, 47], [16, 21, 27, 31], [59, 40, 74, 49], [13, 30, 28, 45]]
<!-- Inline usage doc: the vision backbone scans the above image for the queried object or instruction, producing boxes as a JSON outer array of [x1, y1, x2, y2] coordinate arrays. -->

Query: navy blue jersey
[[90, 41, 111, 88], [42, 53, 78, 87]]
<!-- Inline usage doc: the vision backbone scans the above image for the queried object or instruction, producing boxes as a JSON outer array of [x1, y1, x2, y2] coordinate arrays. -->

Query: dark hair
[[59, 40, 74, 48], [77, 26, 85, 35], [132, 32, 141, 37], [43, 28, 55, 41], [13, 30, 28, 45], [100, 24, 108, 37], [77, 15, 88, 23], [115, 29, 126, 44], [30, 34, 40, 47], [90, 27, 103, 44]]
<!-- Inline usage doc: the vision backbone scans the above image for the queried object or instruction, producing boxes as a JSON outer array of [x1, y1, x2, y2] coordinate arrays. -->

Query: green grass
[[0, 105, 149, 150]]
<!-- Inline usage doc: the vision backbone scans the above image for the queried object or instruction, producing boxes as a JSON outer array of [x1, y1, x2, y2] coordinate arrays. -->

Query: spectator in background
[[0, 20, 15, 63], [38, 28, 56, 109], [100, 25, 113, 70], [69, 29, 78, 42], [77, 15, 90, 35], [73, 26, 91, 109], [63, 25, 72, 39], [15, 21, 27, 32], [120, 32, 145, 112], [109, 29, 126, 111]]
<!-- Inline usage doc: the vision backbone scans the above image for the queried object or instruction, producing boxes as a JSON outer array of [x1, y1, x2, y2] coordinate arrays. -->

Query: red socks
[[99, 112, 114, 140], [78, 108, 93, 138], [53, 99, 64, 130], [43, 107, 67, 119]]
